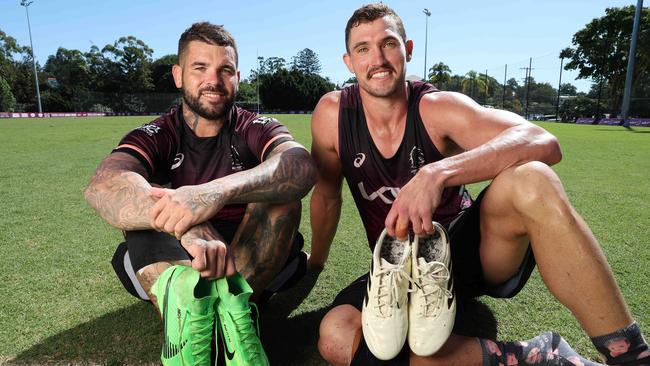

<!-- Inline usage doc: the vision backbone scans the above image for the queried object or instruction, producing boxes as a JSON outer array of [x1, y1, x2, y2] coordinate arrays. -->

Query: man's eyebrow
[[190, 61, 208, 67], [351, 40, 369, 50]]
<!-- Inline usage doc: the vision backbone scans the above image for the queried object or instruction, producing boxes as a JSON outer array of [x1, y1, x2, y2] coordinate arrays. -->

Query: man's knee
[[494, 161, 569, 214], [318, 305, 361, 366]]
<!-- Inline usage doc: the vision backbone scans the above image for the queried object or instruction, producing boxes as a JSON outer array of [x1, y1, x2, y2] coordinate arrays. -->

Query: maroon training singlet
[[112, 106, 290, 230], [338, 81, 470, 250]]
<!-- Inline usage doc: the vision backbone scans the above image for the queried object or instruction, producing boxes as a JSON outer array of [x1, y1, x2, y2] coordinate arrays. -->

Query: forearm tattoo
[[226, 145, 316, 204], [84, 153, 155, 230]]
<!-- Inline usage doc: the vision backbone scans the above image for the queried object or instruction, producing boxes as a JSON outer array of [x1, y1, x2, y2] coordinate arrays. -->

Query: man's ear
[[343, 53, 354, 74], [172, 64, 183, 89], [405, 40, 413, 62]]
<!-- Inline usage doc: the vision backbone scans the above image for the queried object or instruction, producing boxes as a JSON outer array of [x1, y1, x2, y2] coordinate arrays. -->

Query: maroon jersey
[[338, 81, 471, 250], [113, 106, 291, 231]]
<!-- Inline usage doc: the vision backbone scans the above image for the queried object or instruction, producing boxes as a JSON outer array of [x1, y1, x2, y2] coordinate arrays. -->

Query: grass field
[[0, 115, 648, 365]]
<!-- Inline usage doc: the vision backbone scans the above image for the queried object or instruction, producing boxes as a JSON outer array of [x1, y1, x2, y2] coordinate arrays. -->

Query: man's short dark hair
[[345, 3, 407, 52], [178, 22, 238, 65]]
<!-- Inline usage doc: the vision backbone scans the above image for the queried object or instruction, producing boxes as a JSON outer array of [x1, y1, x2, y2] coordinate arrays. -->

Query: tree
[[252, 56, 286, 80], [236, 79, 257, 103], [461, 71, 486, 100], [563, 6, 650, 116], [101, 36, 154, 93], [558, 96, 605, 121], [427, 62, 451, 89], [43, 47, 90, 90], [151, 54, 178, 92], [0, 76, 16, 112], [1, 29, 40, 111], [291, 48, 322, 75], [259, 69, 333, 110], [559, 83, 578, 96], [0, 30, 24, 82]]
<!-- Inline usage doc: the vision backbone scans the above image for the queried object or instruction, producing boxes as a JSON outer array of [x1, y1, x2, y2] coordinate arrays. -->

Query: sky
[[0, 0, 643, 92]]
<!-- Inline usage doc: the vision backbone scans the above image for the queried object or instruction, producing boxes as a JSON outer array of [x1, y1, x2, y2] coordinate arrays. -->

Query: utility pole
[[256, 51, 260, 114], [521, 58, 534, 120], [556, 56, 564, 120], [21, 0, 42, 114], [423, 8, 431, 80], [621, 0, 644, 127], [502, 64, 507, 109], [484, 69, 488, 105]]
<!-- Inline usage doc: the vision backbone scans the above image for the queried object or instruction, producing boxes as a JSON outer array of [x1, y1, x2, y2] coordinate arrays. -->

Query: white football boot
[[361, 228, 412, 360], [408, 221, 455, 356]]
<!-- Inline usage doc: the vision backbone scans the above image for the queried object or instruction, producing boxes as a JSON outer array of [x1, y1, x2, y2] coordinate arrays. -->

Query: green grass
[[0, 116, 648, 365]]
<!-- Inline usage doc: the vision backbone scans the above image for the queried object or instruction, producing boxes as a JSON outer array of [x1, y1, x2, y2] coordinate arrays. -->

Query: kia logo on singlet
[[353, 153, 366, 168], [358, 182, 400, 204]]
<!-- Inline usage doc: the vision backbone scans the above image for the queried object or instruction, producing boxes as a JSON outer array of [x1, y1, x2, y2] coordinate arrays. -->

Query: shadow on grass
[[10, 301, 162, 365], [595, 127, 650, 133], [8, 272, 496, 366], [8, 270, 327, 366], [259, 269, 330, 366], [454, 297, 498, 340]]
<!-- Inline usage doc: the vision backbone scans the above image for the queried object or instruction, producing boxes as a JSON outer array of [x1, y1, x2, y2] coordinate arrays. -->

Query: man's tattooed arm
[[84, 152, 156, 230], [218, 141, 317, 204], [148, 141, 316, 238]]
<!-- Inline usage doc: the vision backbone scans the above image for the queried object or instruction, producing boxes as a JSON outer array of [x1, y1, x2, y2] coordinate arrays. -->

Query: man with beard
[[309, 4, 649, 366], [85, 21, 315, 335]]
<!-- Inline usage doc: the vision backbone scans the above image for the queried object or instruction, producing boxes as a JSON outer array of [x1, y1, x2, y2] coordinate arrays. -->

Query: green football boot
[[150, 265, 218, 366], [216, 273, 270, 366]]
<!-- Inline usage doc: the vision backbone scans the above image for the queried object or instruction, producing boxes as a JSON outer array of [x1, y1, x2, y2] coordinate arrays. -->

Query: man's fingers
[[186, 245, 207, 272], [202, 244, 218, 278], [385, 209, 398, 237], [149, 198, 166, 226], [216, 244, 227, 279], [225, 253, 237, 277], [163, 210, 183, 235], [150, 187, 171, 198], [422, 219, 434, 235], [153, 208, 172, 232], [174, 216, 194, 240], [410, 214, 423, 236], [395, 218, 409, 240]]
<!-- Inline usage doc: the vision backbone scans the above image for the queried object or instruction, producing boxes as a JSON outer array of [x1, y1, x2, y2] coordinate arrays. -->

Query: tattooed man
[[85, 22, 316, 306]]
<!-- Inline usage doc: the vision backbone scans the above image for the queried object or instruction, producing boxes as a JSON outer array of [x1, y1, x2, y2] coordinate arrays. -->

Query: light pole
[[21, 0, 42, 114], [423, 8, 431, 81], [621, 0, 644, 126]]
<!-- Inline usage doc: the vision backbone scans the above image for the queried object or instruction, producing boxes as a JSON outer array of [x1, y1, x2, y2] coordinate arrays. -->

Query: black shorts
[[333, 187, 537, 311], [111, 229, 304, 301]]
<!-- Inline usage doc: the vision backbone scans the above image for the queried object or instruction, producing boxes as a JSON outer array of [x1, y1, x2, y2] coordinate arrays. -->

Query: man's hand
[[149, 185, 228, 238], [180, 223, 236, 279], [384, 166, 444, 239]]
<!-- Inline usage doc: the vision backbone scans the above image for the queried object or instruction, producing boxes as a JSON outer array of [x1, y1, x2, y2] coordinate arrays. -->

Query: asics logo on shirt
[[171, 153, 184, 170], [358, 182, 399, 204], [353, 153, 366, 168]]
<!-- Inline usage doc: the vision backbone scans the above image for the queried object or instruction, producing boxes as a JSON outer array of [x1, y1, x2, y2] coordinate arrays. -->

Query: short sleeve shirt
[[113, 106, 291, 229]]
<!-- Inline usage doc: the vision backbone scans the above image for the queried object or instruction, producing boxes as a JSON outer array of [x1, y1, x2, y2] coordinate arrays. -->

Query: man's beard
[[181, 85, 235, 121]]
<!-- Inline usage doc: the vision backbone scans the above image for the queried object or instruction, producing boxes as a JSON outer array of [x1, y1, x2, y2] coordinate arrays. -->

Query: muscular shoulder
[[420, 91, 480, 124], [313, 91, 341, 121], [418, 91, 484, 155], [312, 91, 341, 146]]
